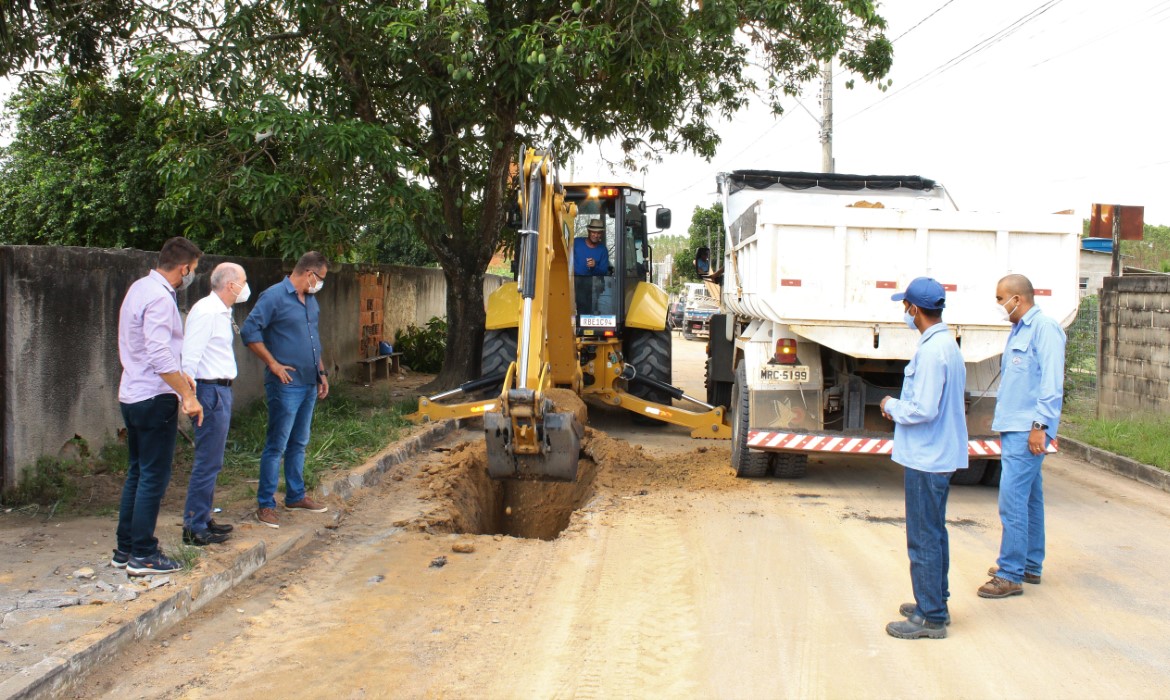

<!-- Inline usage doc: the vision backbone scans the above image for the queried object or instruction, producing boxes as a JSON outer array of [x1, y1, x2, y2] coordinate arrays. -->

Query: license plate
[[578, 315, 616, 328], [759, 365, 810, 384]]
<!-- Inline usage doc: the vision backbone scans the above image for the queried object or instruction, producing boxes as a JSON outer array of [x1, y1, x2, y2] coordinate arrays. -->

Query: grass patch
[[220, 382, 414, 493], [3, 456, 80, 510], [1063, 412, 1170, 471]]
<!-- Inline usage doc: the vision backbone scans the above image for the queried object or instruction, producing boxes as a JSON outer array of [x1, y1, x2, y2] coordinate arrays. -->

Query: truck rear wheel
[[951, 459, 988, 486], [772, 453, 808, 479], [731, 363, 770, 478], [981, 460, 1002, 487], [625, 328, 672, 408], [481, 328, 518, 395], [705, 356, 732, 409]]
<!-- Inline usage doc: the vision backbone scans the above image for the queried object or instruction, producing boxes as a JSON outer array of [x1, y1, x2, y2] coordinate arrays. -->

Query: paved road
[[81, 336, 1170, 698]]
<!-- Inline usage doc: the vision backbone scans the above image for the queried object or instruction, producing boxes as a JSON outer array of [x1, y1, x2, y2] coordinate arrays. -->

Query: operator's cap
[[891, 277, 946, 310], [587, 219, 604, 232]]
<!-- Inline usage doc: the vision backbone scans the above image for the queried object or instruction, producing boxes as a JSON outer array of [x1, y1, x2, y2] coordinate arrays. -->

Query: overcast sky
[[572, 0, 1170, 238]]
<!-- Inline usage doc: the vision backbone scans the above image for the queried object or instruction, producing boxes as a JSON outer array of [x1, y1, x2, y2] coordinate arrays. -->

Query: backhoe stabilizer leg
[[484, 411, 583, 482]]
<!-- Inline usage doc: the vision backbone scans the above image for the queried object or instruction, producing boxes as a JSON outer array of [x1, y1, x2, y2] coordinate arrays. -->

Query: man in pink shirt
[[113, 237, 205, 576]]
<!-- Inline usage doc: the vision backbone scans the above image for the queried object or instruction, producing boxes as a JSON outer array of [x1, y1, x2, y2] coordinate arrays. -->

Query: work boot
[[886, 613, 947, 640], [978, 575, 1023, 599], [899, 602, 950, 626], [987, 566, 1041, 584]]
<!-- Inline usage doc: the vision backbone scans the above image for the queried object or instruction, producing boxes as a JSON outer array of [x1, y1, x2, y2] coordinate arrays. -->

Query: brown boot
[[256, 507, 280, 529], [987, 566, 1041, 585], [978, 575, 1023, 599]]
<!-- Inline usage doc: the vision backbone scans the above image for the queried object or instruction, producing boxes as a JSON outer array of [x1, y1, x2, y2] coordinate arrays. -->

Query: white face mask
[[308, 279, 324, 294], [996, 296, 1017, 322], [904, 310, 918, 331], [179, 267, 196, 291], [233, 281, 251, 304]]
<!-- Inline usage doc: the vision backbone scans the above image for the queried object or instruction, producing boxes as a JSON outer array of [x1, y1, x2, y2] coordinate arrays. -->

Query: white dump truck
[[704, 170, 1080, 483]]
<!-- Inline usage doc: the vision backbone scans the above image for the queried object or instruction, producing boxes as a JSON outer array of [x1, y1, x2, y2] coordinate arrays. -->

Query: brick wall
[[1098, 274, 1170, 419]]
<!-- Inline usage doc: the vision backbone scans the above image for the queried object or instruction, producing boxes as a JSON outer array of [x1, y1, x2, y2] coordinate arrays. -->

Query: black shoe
[[207, 519, 234, 535], [899, 602, 950, 626], [183, 527, 230, 546], [887, 613, 947, 640]]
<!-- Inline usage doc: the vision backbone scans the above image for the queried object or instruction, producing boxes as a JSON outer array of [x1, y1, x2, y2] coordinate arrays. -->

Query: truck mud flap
[[485, 411, 584, 482]]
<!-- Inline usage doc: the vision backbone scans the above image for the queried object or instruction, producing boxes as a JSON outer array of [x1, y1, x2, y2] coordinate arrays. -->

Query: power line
[[1030, 0, 1170, 69], [843, 0, 1067, 123], [892, 0, 964, 42]]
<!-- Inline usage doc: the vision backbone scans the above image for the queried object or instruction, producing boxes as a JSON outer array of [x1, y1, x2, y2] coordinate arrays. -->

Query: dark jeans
[[117, 394, 179, 558], [905, 468, 953, 624], [183, 383, 233, 532]]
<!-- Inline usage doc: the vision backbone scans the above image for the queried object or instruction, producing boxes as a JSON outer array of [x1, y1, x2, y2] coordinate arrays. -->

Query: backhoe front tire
[[625, 328, 672, 407], [481, 328, 518, 396], [731, 362, 770, 478]]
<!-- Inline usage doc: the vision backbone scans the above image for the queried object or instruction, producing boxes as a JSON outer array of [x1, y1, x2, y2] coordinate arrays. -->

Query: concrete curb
[[1, 419, 462, 700], [1058, 436, 1170, 494]]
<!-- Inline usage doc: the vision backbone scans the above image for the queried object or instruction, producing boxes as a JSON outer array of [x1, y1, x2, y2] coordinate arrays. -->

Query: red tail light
[[774, 338, 797, 364]]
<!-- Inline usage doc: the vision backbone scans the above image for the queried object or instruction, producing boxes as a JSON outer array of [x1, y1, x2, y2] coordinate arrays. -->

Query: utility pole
[[820, 60, 834, 173]]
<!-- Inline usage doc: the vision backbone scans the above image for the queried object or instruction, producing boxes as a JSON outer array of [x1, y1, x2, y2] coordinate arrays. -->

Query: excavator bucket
[[484, 410, 584, 482]]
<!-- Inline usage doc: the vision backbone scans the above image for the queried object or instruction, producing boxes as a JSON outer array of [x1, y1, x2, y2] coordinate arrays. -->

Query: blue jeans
[[257, 382, 317, 509], [183, 383, 233, 531], [117, 394, 179, 558], [996, 431, 1047, 583], [905, 468, 953, 623]]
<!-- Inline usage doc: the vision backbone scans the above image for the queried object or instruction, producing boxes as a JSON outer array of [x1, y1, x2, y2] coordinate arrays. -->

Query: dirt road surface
[[80, 337, 1170, 698]]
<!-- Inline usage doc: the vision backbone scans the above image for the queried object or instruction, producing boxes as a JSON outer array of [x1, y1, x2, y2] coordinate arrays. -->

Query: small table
[[356, 353, 403, 384]]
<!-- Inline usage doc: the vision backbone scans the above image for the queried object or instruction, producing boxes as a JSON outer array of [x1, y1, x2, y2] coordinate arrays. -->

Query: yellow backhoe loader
[[408, 148, 731, 481]]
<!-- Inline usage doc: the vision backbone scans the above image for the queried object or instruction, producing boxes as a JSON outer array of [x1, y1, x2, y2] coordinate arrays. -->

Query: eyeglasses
[[309, 269, 327, 281]]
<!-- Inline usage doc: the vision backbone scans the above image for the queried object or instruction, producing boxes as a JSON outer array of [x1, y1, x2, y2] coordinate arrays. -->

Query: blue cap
[[891, 277, 946, 310]]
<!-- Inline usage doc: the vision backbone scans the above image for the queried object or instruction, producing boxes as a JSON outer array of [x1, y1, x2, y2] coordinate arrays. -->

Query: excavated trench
[[409, 389, 599, 541]]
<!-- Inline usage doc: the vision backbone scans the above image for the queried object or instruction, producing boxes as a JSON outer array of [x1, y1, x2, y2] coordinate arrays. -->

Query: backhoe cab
[[408, 148, 731, 481]]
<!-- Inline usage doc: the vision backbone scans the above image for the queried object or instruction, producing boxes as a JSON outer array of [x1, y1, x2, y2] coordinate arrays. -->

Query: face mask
[[179, 267, 196, 291], [903, 310, 918, 331], [308, 279, 324, 294], [233, 282, 251, 304], [996, 296, 1017, 322]]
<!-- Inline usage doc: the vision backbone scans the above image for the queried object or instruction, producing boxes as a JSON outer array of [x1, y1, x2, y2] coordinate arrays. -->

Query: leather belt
[[197, 378, 233, 387]]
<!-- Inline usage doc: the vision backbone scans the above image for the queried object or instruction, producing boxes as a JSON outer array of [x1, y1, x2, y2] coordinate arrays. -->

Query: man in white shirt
[[181, 262, 250, 546]]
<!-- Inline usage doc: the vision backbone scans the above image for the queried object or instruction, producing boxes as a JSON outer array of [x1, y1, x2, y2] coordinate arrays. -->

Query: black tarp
[[723, 170, 936, 195]]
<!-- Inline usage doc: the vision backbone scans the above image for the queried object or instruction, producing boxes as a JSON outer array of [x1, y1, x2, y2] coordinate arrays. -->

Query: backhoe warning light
[[587, 186, 620, 198]]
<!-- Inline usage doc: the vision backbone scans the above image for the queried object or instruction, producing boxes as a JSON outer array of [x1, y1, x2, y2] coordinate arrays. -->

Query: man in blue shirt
[[879, 277, 969, 639], [979, 274, 1066, 599], [573, 219, 609, 277], [574, 219, 610, 315], [241, 251, 331, 529]]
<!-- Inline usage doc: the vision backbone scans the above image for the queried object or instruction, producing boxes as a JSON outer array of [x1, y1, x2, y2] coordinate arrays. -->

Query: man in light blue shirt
[[979, 274, 1066, 599], [879, 277, 969, 639]]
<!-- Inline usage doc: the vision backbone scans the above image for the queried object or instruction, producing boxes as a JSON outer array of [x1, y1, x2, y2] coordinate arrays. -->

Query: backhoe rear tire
[[481, 328, 518, 396], [731, 363, 770, 478], [625, 328, 672, 408]]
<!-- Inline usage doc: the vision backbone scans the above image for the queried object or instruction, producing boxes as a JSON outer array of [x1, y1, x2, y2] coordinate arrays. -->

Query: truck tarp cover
[[724, 170, 936, 195]]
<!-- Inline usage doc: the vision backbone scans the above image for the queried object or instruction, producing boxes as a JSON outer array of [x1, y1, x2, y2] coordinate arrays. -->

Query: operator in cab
[[695, 246, 724, 285], [574, 219, 610, 276]]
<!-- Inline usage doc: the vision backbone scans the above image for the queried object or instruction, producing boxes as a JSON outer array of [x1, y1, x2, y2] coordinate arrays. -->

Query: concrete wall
[[0, 245, 506, 491], [1097, 274, 1170, 419]]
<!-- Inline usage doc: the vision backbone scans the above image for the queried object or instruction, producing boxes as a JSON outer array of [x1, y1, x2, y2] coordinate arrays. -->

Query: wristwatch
[[1032, 421, 1047, 431], [318, 369, 329, 377]]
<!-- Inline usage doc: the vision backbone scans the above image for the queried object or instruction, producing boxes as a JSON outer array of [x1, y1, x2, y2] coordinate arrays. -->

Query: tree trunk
[[422, 262, 487, 393]]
